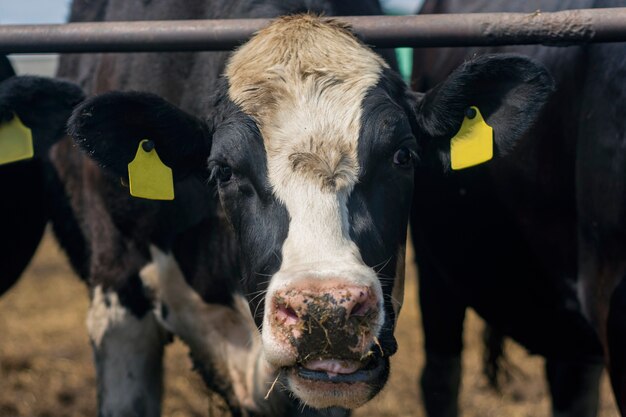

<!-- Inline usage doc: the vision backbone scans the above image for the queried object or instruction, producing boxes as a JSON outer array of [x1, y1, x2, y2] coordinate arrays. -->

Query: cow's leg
[[545, 357, 604, 417], [87, 277, 168, 417], [418, 259, 465, 417], [576, 242, 623, 417], [577, 244, 626, 417], [607, 277, 626, 415]]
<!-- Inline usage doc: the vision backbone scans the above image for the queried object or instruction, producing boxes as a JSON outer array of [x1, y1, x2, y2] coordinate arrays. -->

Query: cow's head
[[69, 15, 553, 409]]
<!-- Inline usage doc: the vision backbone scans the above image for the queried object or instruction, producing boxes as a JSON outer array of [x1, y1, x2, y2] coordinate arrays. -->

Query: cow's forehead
[[225, 14, 387, 192]]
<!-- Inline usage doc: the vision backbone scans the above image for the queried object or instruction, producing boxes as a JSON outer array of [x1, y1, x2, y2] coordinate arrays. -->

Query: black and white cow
[[0, 5, 552, 417], [411, 1, 626, 416]]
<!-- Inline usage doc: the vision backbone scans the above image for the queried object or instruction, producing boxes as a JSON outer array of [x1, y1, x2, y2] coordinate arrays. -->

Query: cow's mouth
[[295, 356, 384, 383], [280, 355, 388, 409]]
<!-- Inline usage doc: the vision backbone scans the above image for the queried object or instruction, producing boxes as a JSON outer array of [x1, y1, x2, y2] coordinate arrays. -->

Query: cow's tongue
[[302, 359, 362, 377]]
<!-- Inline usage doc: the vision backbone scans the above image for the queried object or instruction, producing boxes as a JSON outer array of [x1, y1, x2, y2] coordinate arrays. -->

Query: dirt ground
[[0, 231, 619, 417]]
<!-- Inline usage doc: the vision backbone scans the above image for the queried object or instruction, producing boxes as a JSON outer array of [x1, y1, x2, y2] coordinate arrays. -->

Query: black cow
[[0, 55, 34, 294], [0, 4, 552, 417], [0, 55, 27, 295], [0, 58, 84, 296], [411, 1, 626, 416]]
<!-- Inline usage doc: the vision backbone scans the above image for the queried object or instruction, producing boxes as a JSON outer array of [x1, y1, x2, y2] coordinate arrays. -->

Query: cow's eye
[[393, 147, 414, 168], [210, 163, 233, 184]]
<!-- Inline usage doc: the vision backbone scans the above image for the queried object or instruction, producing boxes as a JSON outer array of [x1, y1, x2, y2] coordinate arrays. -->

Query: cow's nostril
[[350, 302, 368, 317], [276, 303, 300, 326], [284, 306, 298, 319]]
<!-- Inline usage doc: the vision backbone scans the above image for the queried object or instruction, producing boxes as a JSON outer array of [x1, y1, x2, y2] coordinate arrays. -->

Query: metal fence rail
[[1, 8, 626, 53]]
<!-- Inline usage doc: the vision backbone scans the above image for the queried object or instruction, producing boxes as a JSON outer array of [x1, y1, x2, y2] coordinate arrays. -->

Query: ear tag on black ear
[[128, 139, 174, 200], [0, 114, 34, 165], [450, 106, 493, 170]]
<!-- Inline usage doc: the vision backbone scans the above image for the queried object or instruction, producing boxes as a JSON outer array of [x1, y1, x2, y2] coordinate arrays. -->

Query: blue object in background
[[395, 48, 414, 85], [381, 0, 424, 14], [380, 0, 424, 84]]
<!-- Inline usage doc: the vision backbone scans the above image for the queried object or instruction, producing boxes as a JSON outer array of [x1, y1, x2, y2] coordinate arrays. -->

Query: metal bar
[[1, 8, 626, 54]]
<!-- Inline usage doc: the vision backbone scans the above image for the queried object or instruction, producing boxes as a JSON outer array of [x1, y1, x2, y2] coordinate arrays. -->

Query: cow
[[0, 55, 28, 295], [410, 1, 626, 416], [0, 57, 85, 297], [0, 5, 552, 417], [0, 55, 36, 295]]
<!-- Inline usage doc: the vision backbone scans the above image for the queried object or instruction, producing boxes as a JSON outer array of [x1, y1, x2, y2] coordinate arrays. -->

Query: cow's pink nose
[[272, 283, 378, 327]]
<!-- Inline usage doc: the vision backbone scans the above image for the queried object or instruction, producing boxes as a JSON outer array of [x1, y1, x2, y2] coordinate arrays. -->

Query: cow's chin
[[281, 356, 389, 409]]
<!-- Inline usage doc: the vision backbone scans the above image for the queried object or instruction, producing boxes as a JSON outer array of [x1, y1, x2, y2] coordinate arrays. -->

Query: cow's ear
[[411, 54, 554, 170], [69, 91, 211, 179], [0, 76, 85, 157]]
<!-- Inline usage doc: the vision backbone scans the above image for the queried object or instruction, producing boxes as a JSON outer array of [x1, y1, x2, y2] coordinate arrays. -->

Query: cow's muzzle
[[263, 279, 390, 408]]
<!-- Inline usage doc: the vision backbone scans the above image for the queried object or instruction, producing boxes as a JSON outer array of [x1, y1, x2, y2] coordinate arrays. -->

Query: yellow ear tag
[[128, 139, 175, 200], [450, 106, 493, 170], [0, 114, 34, 165]]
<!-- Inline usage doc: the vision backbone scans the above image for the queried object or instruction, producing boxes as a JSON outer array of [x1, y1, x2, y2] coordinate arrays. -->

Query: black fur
[[349, 69, 419, 358], [0, 71, 85, 296], [206, 99, 290, 324], [0, 57, 35, 296], [0, 160, 47, 294], [412, 0, 623, 416], [608, 278, 626, 410]]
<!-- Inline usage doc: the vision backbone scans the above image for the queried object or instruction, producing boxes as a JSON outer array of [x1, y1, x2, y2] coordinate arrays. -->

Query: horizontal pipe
[[1, 8, 625, 54]]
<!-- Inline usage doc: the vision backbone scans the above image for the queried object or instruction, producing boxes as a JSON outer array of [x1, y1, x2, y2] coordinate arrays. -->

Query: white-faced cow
[[0, 4, 552, 417], [411, 1, 626, 417]]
